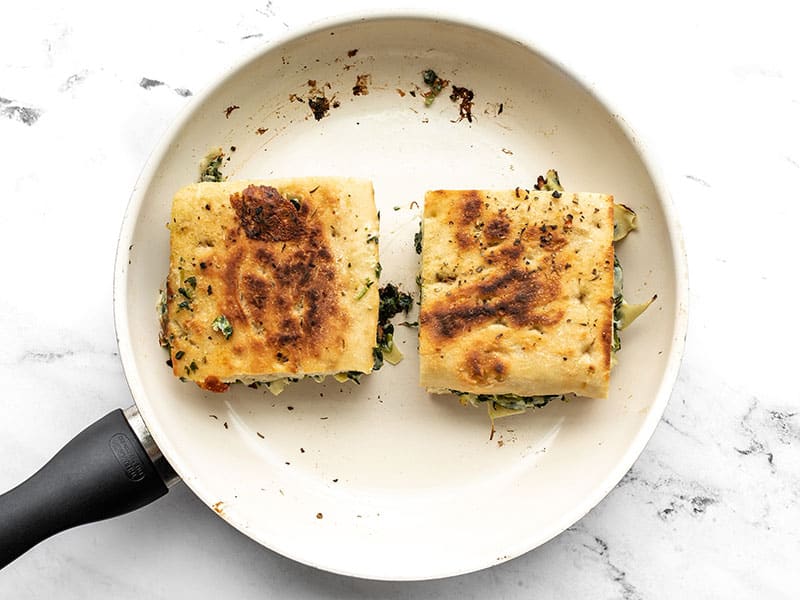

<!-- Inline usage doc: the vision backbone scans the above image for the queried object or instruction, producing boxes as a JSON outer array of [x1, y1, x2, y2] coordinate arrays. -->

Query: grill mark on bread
[[214, 185, 346, 367], [421, 268, 562, 341]]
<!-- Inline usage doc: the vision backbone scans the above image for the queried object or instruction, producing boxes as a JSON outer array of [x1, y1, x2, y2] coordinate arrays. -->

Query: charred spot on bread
[[230, 184, 304, 242]]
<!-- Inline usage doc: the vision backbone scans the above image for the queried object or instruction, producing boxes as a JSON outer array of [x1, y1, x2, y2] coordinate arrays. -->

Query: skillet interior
[[115, 15, 687, 580]]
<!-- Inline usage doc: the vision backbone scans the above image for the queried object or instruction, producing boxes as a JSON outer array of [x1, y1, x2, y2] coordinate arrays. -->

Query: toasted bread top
[[419, 188, 614, 398], [165, 178, 379, 391]]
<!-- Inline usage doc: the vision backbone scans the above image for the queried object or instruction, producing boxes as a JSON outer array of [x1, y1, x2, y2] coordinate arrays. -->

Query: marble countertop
[[1, 1, 797, 597]]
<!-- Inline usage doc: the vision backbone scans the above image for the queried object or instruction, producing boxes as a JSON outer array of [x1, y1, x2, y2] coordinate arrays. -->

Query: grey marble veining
[[0, 98, 41, 126], [1, 0, 798, 598]]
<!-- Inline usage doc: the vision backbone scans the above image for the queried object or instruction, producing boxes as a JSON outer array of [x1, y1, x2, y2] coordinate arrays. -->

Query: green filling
[[612, 255, 624, 353], [378, 283, 414, 321], [200, 148, 226, 182], [157, 289, 170, 348], [372, 283, 414, 371], [414, 224, 423, 254], [452, 391, 564, 412], [612, 255, 656, 354]]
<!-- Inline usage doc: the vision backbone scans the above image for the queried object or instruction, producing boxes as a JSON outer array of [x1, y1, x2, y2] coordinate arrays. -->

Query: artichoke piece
[[613, 202, 638, 241], [618, 295, 658, 330], [534, 169, 564, 191]]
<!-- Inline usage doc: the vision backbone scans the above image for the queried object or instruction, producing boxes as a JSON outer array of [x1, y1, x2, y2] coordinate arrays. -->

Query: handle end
[[0, 408, 171, 568]]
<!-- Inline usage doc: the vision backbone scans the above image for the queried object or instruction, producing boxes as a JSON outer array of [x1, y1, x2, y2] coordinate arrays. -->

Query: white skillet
[[0, 14, 688, 580]]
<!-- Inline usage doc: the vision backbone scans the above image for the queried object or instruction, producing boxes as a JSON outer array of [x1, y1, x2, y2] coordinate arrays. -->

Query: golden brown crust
[[419, 188, 614, 398], [165, 178, 379, 391]]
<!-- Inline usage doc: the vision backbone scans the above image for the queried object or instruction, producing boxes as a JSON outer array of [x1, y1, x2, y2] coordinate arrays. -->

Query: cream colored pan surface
[[115, 14, 688, 580]]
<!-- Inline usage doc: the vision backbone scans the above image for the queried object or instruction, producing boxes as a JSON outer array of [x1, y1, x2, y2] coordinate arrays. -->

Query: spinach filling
[[372, 283, 414, 371], [612, 256, 624, 353], [452, 391, 564, 412], [200, 148, 226, 182]]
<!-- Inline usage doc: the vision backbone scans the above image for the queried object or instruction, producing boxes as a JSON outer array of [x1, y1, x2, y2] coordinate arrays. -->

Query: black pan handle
[[0, 407, 178, 568]]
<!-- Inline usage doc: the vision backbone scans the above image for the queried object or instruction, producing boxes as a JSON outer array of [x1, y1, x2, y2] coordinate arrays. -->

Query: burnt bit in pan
[[308, 95, 331, 120], [449, 85, 475, 122], [352, 73, 370, 96]]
